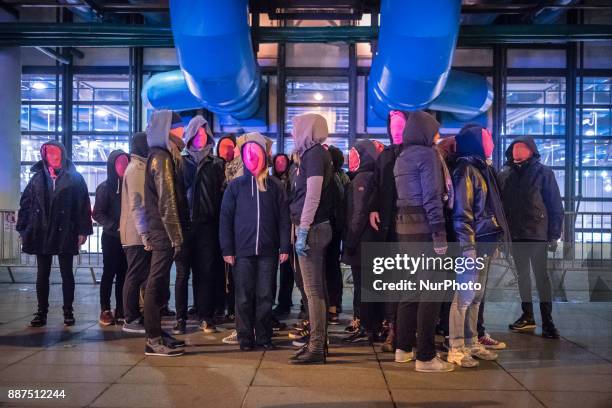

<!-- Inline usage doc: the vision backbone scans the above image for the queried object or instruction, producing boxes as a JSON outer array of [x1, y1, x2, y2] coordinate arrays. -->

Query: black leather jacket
[[144, 146, 186, 250], [452, 157, 505, 249], [183, 153, 226, 227]]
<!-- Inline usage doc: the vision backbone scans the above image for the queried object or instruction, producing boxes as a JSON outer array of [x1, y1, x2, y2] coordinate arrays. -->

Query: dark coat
[[393, 111, 446, 234], [342, 140, 379, 266], [367, 145, 400, 241], [17, 141, 93, 255], [219, 172, 291, 258], [498, 136, 564, 241], [92, 150, 129, 237], [272, 153, 291, 192], [182, 153, 226, 228]]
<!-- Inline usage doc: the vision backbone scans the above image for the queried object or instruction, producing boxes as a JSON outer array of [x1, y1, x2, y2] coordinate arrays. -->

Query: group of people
[[17, 108, 564, 369]]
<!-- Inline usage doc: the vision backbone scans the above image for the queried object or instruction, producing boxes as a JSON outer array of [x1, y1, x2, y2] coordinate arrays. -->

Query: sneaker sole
[[481, 343, 507, 350], [395, 357, 415, 363], [288, 333, 307, 340], [222, 340, 239, 345], [292, 341, 307, 347], [99, 321, 114, 326], [415, 366, 455, 372], [144, 351, 184, 357], [122, 327, 146, 334], [510, 325, 536, 332]]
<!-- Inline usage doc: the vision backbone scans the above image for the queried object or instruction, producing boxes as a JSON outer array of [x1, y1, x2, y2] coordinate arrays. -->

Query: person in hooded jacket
[[325, 145, 349, 324], [341, 139, 382, 343], [271, 153, 295, 317], [499, 136, 563, 339], [173, 115, 226, 335], [288, 113, 335, 364], [93, 150, 130, 326], [219, 132, 290, 351], [447, 124, 510, 368], [141, 110, 188, 357], [392, 111, 455, 373], [217, 133, 237, 164], [119, 132, 151, 334], [366, 110, 405, 352], [17, 141, 93, 327]]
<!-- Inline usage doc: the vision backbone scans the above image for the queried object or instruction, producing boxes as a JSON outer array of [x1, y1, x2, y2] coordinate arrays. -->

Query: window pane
[[578, 139, 612, 167], [72, 134, 129, 163], [73, 105, 129, 132], [506, 77, 565, 105], [20, 164, 35, 192], [21, 134, 56, 162], [505, 108, 544, 135], [579, 108, 611, 136], [286, 77, 349, 103], [74, 164, 107, 194], [579, 169, 612, 199], [286, 106, 349, 134], [22, 105, 61, 132], [73, 74, 130, 102], [21, 74, 61, 102], [578, 77, 611, 105]]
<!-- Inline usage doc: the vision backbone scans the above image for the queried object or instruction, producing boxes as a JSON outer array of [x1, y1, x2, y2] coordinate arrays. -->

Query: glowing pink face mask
[[348, 148, 360, 172], [389, 111, 406, 145], [218, 138, 235, 162], [372, 140, 385, 153], [243, 142, 266, 175], [43, 145, 62, 169], [274, 156, 289, 174], [481, 128, 494, 159], [191, 127, 209, 151], [115, 154, 129, 178]]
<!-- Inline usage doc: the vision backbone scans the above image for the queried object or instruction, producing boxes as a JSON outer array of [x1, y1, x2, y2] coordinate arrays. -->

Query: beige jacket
[[119, 155, 148, 246]]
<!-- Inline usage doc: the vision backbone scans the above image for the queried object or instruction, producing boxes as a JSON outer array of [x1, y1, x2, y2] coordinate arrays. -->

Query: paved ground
[[0, 282, 611, 408]]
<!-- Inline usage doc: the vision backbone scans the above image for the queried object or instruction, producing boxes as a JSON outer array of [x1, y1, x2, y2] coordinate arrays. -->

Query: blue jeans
[[233, 255, 277, 346]]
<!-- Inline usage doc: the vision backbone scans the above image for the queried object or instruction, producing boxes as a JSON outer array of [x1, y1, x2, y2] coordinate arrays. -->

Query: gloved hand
[[295, 227, 310, 257], [547, 240, 558, 253], [173, 245, 183, 261]]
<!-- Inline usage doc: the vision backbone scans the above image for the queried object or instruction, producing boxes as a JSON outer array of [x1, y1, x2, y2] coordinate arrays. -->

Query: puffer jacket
[[342, 139, 380, 266], [144, 110, 187, 250], [498, 136, 564, 241], [453, 125, 510, 250], [17, 141, 93, 255], [219, 134, 291, 257], [120, 132, 149, 247], [393, 111, 446, 234], [93, 149, 129, 237]]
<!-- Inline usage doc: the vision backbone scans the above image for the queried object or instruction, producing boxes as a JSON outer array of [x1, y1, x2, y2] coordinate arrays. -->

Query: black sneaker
[[187, 306, 197, 316], [328, 312, 340, 325], [509, 315, 536, 332], [240, 341, 254, 351], [342, 329, 369, 343], [161, 306, 176, 318], [344, 318, 360, 333], [259, 342, 277, 350], [161, 331, 186, 348], [30, 311, 47, 327], [272, 306, 290, 317], [145, 337, 184, 356], [542, 325, 560, 339], [63, 308, 75, 326], [272, 317, 287, 331], [172, 319, 187, 335]]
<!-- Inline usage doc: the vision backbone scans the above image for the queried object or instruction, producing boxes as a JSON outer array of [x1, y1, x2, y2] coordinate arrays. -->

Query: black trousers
[[292, 247, 309, 320], [325, 228, 343, 309], [144, 248, 174, 339], [351, 263, 362, 319], [351, 263, 384, 333], [274, 253, 294, 311], [233, 255, 276, 345], [123, 245, 151, 323], [36, 254, 74, 312], [396, 301, 441, 361], [513, 240, 554, 327], [100, 233, 128, 313]]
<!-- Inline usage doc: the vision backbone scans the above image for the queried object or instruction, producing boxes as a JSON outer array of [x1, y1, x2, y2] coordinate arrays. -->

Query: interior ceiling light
[[31, 82, 47, 90], [313, 92, 324, 101]]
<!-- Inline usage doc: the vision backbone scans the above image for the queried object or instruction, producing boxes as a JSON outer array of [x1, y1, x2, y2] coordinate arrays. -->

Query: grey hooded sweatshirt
[[289, 113, 335, 228]]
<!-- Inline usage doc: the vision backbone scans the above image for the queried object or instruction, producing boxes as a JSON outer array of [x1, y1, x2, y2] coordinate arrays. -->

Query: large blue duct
[[142, 0, 260, 119], [368, 0, 492, 121]]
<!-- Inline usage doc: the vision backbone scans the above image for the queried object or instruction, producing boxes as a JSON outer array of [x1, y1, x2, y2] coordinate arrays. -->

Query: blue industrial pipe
[[368, 0, 492, 121], [143, 0, 260, 119]]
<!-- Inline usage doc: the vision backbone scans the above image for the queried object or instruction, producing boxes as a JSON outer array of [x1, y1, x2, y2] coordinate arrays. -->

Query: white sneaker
[[447, 348, 479, 368], [222, 330, 239, 345], [415, 356, 455, 372], [471, 344, 498, 360], [394, 348, 415, 363]]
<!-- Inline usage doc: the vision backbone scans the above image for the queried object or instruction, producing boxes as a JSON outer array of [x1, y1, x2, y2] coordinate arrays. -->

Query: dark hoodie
[[219, 134, 290, 258], [272, 153, 291, 191], [216, 133, 237, 162], [17, 141, 93, 255], [453, 124, 510, 250], [498, 135, 563, 242], [393, 111, 446, 234], [343, 140, 380, 266], [93, 150, 129, 237]]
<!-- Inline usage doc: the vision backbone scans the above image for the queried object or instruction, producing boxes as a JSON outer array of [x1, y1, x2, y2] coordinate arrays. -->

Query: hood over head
[[40, 140, 68, 170], [456, 123, 494, 160], [240, 132, 269, 192], [272, 153, 290, 177], [146, 109, 173, 151], [349, 139, 380, 174], [402, 111, 440, 147], [130, 132, 149, 158], [236, 132, 273, 155], [184, 115, 214, 161], [327, 145, 345, 171], [106, 149, 129, 194], [292, 113, 328, 155], [217, 133, 237, 162], [504, 135, 540, 164]]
